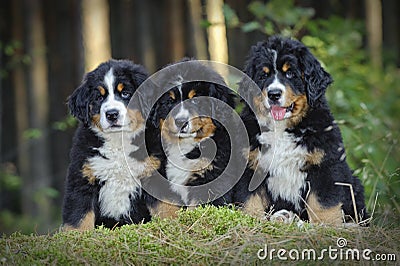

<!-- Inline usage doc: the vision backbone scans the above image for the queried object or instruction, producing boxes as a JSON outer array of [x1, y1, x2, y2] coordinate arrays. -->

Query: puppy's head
[[240, 36, 333, 127], [68, 59, 148, 133], [148, 60, 235, 146], [152, 80, 235, 145]]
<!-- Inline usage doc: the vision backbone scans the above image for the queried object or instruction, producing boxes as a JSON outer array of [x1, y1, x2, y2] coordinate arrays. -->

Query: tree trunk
[[82, 0, 111, 71], [24, 0, 52, 230], [135, 0, 156, 72], [206, 0, 229, 64], [109, 0, 136, 60], [43, 0, 84, 203], [12, 0, 30, 212], [382, 0, 400, 66], [188, 0, 208, 59], [365, 0, 383, 69], [167, 0, 185, 62]]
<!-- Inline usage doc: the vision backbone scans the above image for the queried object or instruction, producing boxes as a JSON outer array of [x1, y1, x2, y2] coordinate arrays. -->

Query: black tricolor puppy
[[62, 59, 159, 230], [236, 36, 368, 225], [144, 59, 238, 218]]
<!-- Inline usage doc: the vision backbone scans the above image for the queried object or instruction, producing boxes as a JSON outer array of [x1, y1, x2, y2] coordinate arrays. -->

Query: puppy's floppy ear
[[238, 42, 263, 108], [67, 78, 92, 125], [148, 100, 161, 129], [209, 83, 236, 109], [124, 62, 152, 122], [129, 64, 149, 89], [242, 44, 260, 80], [297, 45, 333, 107], [209, 83, 236, 124]]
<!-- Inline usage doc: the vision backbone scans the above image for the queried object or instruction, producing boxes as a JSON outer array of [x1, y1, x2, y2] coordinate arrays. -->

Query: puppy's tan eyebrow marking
[[262, 66, 270, 74], [169, 91, 176, 100], [98, 86, 106, 96], [117, 83, 124, 92], [282, 62, 290, 72], [188, 89, 196, 99]]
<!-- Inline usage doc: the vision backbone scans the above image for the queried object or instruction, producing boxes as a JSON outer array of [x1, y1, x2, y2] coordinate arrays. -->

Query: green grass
[[1, 206, 399, 265]]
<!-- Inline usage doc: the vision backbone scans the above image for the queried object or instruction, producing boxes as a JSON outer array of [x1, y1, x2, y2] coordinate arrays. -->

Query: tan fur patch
[[252, 90, 268, 119], [149, 201, 180, 219], [243, 148, 260, 171], [188, 89, 196, 99], [98, 86, 106, 96], [262, 66, 270, 74], [186, 158, 214, 184], [82, 163, 96, 185], [127, 109, 145, 131], [283, 86, 309, 128], [169, 91, 176, 100], [62, 211, 95, 231], [139, 156, 161, 179], [161, 116, 216, 143], [160, 116, 178, 144], [117, 83, 124, 92], [92, 114, 102, 130], [305, 148, 325, 166], [282, 62, 290, 72], [306, 193, 343, 225], [242, 186, 269, 219], [192, 117, 216, 141]]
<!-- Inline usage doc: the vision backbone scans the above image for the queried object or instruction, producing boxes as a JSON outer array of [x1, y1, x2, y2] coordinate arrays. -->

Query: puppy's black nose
[[175, 118, 188, 130], [106, 109, 119, 122], [268, 89, 282, 101]]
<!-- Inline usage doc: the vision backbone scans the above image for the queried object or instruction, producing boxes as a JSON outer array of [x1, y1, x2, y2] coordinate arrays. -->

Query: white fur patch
[[176, 105, 190, 120], [100, 69, 129, 131], [88, 126, 146, 220], [265, 78, 287, 108], [258, 122, 308, 211], [165, 140, 199, 205]]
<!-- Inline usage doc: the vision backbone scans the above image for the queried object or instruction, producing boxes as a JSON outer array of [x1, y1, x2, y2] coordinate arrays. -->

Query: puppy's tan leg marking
[[62, 211, 95, 231], [149, 201, 181, 219], [242, 186, 269, 219], [306, 193, 343, 225]]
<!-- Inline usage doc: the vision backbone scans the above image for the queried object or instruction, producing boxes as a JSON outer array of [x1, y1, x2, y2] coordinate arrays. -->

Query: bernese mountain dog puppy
[[62, 59, 160, 230], [143, 60, 238, 218], [236, 36, 368, 225]]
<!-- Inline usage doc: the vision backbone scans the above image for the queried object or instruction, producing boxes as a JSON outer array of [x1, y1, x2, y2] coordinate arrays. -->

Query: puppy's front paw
[[269, 209, 295, 224]]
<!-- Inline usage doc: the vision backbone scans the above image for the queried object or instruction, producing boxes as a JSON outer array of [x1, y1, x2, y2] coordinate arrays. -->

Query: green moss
[[1, 206, 399, 265]]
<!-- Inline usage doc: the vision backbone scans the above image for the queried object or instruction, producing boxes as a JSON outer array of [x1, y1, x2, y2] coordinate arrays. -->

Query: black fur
[[62, 59, 152, 230], [68, 60, 148, 125], [144, 59, 239, 213], [235, 36, 368, 224]]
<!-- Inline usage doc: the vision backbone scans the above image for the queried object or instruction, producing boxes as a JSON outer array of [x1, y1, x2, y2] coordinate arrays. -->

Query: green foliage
[[302, 17, 400, 219], [1, 207, 399, 264], [52, 115, 77, 131], [0, 164, 21, 190], [224, 0, 314, 37], [22, 128, 43, 140], [223, 2, 400, 221], [0, 40, 31, 79]]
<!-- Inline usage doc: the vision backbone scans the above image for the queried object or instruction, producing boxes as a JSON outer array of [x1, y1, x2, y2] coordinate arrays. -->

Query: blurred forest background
[[0, 0, 399, 234]]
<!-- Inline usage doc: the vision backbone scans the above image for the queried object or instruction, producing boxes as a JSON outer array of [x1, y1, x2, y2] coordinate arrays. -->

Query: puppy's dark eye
[[286, 71, 294, 79], [97, 95, 104, 102], [191, 97, 200, 105], [121, 91, 131, 99], [258, 73, 267, 81]]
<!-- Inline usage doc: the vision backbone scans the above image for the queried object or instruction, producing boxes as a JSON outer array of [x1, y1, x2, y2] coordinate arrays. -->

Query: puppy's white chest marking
[[258, 124, 307, 210], [88, 131, 146, 220], [165, 142, 199, 205]]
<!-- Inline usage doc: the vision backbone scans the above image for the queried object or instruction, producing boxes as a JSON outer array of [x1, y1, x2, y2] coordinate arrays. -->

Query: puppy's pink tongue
[[270, 106, 286, 121]]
